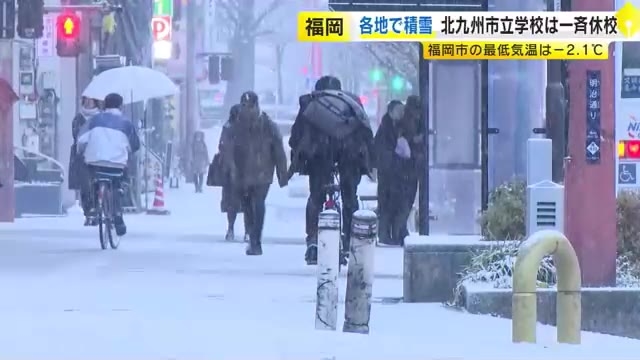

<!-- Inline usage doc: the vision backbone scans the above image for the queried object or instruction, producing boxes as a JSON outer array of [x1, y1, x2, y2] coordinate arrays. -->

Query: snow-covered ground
[[0, 184, 639, 358], [2, 127, 638, 357]]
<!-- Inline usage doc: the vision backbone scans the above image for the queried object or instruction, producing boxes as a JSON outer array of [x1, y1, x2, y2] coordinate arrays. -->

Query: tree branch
[[254, 29, 275, 38], [252, 0, 282, 28], [362, 42, 419, 85], [249, 0, 284, 37], [216, 0, 239, 25]]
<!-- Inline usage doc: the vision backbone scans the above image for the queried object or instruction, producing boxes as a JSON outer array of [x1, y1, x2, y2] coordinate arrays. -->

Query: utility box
[[527, 138, 553, 186], [526, 180, 564, 236]]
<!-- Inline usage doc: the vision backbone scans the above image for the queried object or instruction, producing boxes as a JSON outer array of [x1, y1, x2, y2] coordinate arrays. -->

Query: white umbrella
[[82, 66, 179, 104]]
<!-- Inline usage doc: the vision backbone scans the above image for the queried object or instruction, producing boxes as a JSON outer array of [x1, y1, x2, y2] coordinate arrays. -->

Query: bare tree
[[361, 42, 420, 92], [215, 0, 285, 105]]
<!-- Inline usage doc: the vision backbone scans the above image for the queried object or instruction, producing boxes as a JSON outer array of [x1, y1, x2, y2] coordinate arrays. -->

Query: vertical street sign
[[153, 0, 173, 16], [586, 70, 602, 164], [152, 0, 173, 60]]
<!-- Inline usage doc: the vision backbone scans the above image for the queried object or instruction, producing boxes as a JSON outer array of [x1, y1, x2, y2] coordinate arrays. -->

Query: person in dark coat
[[220, 104, 251, 243], [68, 96, 100, 225], [220, 91, 288, 255], [190, 130, 209, 193], [374, 98, 421, 246], [374, 100, 405, 245], [399, 95, 424, 242], [289, 75, 374, 265]]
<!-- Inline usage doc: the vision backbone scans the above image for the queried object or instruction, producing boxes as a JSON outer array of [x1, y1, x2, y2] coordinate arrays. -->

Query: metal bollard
[[512, 229, 581, 344], [315, 209, 340, 331], [343, 209, 377, 334]]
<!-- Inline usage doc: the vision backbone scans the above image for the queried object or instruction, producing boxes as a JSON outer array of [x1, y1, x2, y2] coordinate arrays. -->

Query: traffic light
[[208, 55, 220, 84], [220, 57, 233, 81], [391, 75, 405, 92], [56, 12, 81, 57], [17, 0, 44, 39], [0, 0, 16, 39], [370, 68, 383, 83], [619, 140, 640, 159]]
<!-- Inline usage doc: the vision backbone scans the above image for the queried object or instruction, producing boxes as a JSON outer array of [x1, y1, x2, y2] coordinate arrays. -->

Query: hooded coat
[[190, 131, 210, 174], [220, 106, 288, 189]]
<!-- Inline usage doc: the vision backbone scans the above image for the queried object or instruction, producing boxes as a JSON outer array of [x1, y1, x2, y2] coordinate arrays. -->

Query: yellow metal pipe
[[512, 229, 582, 344]]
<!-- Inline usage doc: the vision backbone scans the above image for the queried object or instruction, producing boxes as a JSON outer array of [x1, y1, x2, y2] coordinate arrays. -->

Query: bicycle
[[93, 170, 124, 250], [322, 169, 348, 266]]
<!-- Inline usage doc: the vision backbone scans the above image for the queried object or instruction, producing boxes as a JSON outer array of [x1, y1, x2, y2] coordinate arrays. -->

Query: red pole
[[0, 41, 15, 222], [564, 0, 616, 286]]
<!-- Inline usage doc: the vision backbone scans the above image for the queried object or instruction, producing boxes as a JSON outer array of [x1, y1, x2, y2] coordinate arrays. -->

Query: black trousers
[[305, 162, 361, 251], [377, 172, 417, 245], [79, 180, 94, 217], [242, 184, 270, 245]]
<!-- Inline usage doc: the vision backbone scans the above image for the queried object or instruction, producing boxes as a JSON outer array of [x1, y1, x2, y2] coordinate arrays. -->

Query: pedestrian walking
[[191, 130, 209, 193], [220, 91, 288, 255], [219, 105, 251, 242]]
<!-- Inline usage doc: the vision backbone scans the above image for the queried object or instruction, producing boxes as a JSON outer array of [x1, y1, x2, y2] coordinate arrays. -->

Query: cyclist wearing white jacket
[[77, 93, 140, 236]]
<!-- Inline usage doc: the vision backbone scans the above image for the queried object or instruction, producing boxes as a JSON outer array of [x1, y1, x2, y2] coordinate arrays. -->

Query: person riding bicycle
[[77, 93, 140, 236], [289, 75, 374, 265]]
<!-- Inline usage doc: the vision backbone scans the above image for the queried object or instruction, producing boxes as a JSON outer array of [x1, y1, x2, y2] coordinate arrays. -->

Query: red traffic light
[[619, 140, 640, 159], [57, 12, 80, 40]]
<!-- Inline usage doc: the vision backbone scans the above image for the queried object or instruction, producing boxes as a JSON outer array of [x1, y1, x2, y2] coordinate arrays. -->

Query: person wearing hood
[[219, 91, 288, 256], [69, 96, 100, 225], [190, 130, 209, 193], [289, 75, 374, 265], [220, 104, 251, 243]]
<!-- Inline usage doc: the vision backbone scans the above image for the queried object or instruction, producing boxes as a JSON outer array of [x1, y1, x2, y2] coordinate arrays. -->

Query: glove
[[395, 137, 412, 159]]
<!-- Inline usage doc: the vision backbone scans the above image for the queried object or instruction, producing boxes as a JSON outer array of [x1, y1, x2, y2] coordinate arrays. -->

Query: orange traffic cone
[[147, 175, 170, 215]]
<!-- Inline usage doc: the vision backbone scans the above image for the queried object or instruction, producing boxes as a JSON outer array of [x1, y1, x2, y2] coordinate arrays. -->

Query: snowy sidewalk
[[0, 230, 638, 359], [2, 185, 306, 244], [2, 184, 640, 358]]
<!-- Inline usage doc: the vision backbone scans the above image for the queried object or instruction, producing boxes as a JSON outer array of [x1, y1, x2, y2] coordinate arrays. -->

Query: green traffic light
[[391, 76, 404, 91], [370, 69, 383, 82]]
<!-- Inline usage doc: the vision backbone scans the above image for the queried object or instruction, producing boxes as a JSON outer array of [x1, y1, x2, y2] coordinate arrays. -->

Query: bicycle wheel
[[97, 183, 109, 250]]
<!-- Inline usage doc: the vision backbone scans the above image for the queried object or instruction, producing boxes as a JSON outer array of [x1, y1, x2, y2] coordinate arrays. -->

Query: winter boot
[[305, 244, 318, 265], [245, 239, 263, 256], [114, 215, 127, 236], [225, 228, 235, 241]]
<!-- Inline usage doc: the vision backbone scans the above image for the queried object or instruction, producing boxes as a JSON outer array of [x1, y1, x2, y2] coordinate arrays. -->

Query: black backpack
[[301, 90, 371, 140]]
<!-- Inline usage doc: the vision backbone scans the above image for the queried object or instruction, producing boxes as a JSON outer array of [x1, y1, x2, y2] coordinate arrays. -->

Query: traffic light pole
[[184, 0, 196, 181]]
